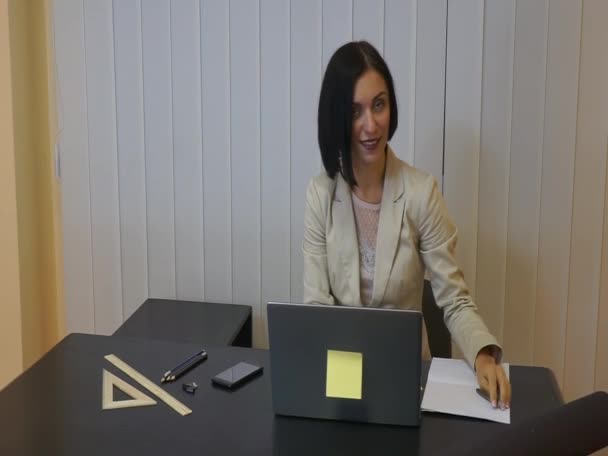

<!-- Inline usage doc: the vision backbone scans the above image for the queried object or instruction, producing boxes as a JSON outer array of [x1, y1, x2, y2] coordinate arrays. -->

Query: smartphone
[[211, 362, 263, 389]]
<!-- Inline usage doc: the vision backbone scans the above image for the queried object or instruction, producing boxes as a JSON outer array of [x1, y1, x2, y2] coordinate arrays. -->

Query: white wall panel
[[384, 0, 416, 164], [171, 0, 204, 302], [443, 0, 483, 295], [260, 0, 291, 347], [201, 0, 232, 303], [230, 0, 262, 345], [290, 0, 322, 302], [534, 0, 581, 387], [564, 0, 608, 400], [321, 0, 351, 70], [113, 0, 148, 320], [502, 0, 548, 365], [475, 0, 515, 342], [141, 0, 176, 299], [83, 0, 122, 335], [353, 0, 384, 53], [320, 0, 351, 179], [413, 0, 446, 186], [597, 139, 608, 393], [54, 0, 95, 334]]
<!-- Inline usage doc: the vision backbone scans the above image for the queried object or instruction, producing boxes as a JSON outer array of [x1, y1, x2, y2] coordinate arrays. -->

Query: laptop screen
[[267, 302, 422, 426]]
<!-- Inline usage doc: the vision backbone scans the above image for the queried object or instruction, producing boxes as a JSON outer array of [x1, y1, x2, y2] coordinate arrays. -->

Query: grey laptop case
[[267, 302, 422, 426]]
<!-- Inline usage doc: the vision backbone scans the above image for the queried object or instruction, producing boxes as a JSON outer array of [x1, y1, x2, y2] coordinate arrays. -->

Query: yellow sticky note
[[326, 350, 363, 400]]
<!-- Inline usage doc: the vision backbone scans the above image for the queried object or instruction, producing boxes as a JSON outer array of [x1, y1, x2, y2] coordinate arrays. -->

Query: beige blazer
[[302, 147, 500, 368]]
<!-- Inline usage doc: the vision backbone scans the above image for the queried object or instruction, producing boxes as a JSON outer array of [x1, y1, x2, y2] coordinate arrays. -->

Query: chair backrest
[[451, 391, 608, 456], [421, 280, 452, 358]]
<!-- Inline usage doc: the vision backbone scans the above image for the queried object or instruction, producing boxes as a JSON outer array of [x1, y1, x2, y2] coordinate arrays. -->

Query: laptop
[[267, 302, 422, 426]]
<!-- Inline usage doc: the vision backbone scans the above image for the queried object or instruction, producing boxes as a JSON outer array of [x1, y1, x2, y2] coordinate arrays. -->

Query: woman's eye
[[374, 99, 385, 111], [352, 106, 361, 118]]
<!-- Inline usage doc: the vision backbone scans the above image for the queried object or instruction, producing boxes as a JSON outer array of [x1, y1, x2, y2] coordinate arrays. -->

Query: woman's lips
[[360, 138, 380, 151]]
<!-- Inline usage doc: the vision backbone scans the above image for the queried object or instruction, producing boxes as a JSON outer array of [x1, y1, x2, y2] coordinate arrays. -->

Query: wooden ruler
[[102, 369, 156, 410], [105, 354, 192, 416]]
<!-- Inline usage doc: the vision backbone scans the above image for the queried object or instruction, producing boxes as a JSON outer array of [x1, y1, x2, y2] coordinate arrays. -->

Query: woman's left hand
[[475, 346, 511, 410]]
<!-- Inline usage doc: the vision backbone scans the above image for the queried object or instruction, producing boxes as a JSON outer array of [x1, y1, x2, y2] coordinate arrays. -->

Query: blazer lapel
[[333, 173, 362, 306], [371, 147, 405, 306]]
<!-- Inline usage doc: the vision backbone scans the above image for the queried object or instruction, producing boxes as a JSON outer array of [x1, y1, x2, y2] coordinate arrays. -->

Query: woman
[[303, 41, 511, 409]]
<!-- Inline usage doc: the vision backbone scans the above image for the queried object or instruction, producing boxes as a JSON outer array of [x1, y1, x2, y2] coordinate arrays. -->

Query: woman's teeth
[[361, 139, 379, 150]]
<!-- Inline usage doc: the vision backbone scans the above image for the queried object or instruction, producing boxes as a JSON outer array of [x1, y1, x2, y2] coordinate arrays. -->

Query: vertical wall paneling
[[564, 0, 608, 400], [321, 0, 351, 71], [53, 2, 608, 399], [320, 0, 351, 177], [171, 0, 204, 301], [534, 0, 581, 386], [384, 0, 416, 164], [83, 0, 122, 334], [413, 0, 446, 187], [260, 0, 290, 347], [443, 0, 483, 296], [502, 0, 548, 365], [475, 0, 516, 342], [141, 0, 176, 299], [201, 0, 232, 303], [113, 0, 148, 320], [230, 0, 262, 345], [597, 138, 608, 393], [352, 0, 384, 53], [290, 0, 322, 302], [53, 0, 95, 333]]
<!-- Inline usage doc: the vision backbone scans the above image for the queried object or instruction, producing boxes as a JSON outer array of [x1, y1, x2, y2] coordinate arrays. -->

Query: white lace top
[[352, 192, 381, 306]]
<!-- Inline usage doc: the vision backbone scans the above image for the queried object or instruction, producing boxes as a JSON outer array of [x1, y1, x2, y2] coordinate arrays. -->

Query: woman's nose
[[362, 109, 377, 134]]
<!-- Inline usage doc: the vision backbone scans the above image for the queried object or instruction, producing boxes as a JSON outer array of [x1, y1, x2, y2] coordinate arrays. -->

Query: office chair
[[421, 279, 452, 358], [451, 391, 608, 456]]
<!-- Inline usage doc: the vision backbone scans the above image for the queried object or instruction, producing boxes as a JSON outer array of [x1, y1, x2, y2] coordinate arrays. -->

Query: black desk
[[0, 334, 563, 455], [114, 299, 252, 347]]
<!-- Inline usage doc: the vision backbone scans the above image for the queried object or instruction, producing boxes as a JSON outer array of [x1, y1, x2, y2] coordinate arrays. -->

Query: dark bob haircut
[[317, 41, 398, 187]]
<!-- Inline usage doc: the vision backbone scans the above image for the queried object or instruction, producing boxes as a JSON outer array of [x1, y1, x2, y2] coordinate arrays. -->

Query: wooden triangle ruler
[[104, 354, 192, 416], [102, 369, 157, 410]]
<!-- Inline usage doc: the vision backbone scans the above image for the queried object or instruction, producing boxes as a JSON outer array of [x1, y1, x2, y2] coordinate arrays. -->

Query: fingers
[[476, 364, 498, 408], [477, 362, 512, 410], [477, 370, 489, 392], [496, 366, 512, 409], [486, 367, 498, 408], [478, 364, 512, 410]]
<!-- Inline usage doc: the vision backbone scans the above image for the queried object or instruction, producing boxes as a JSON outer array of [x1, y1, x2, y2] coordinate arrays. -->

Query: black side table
[[113, 299, 252, 347]]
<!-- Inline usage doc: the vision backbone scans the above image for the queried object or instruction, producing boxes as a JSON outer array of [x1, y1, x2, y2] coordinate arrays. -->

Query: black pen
[[161, 349, 208, 383], [476, 387, 501, 408]]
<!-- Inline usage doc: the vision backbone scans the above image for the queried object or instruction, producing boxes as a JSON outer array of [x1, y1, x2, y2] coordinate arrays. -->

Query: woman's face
[[350, 69, 390, 170]]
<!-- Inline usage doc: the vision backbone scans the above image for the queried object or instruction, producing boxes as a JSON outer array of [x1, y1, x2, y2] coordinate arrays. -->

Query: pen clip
[[171, 353, 206, 377], [169, 349, 207, 373], [162, 349, 207, 383]]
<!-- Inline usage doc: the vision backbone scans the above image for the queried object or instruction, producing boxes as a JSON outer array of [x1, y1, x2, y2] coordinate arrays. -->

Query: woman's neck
[[352, 155, 386, 204]]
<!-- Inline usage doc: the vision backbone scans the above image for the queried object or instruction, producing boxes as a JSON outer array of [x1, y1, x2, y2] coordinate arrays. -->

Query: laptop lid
[[267, 302, 422, 426]]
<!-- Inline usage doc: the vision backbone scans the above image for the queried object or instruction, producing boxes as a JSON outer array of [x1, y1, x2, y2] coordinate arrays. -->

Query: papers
[[421, 357, 511, 424], [326, 350, 363, 400]]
